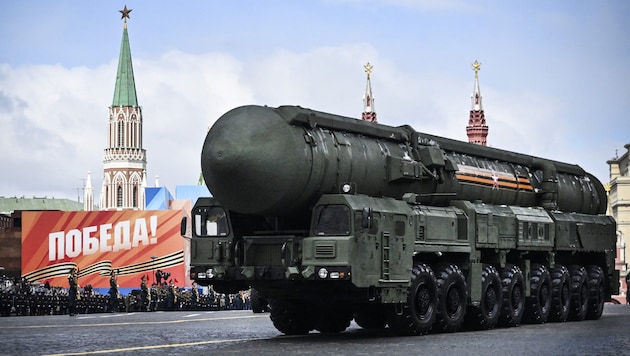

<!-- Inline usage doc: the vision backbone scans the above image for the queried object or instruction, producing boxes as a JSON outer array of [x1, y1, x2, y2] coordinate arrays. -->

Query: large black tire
[[568, 265, 588, 321], [269, 299, 314, 335], [433, 264, 467, 333], [549, 265, 571, 322], [387, 263, 437, 336], [499, 264, 525, 327], [315, 307, 353, 333], [585, 265, 605, 320], [250, 288, 268, 313], [524, 264, 551, 324], [354, 305, 387, 329], [465, 264, 502, 330]]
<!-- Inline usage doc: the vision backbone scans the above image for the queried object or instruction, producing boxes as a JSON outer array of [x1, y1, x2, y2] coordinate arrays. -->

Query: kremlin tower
[[466, 60, 489, 145], [83, 171, 94, 211], [99, 6, 147, 210], [361, 62, 377, 123]]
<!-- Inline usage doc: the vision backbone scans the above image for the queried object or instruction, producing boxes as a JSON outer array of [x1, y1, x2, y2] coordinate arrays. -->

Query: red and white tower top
[[361, 62, 377, 123], [466, 60, 489, 145]]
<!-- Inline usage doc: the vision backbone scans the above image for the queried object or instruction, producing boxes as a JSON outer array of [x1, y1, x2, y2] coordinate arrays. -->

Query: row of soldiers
[[0, 274, 253, 317], [126, 281, 253, 312]]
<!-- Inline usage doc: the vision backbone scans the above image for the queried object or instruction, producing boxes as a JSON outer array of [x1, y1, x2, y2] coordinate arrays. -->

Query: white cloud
[[0, 63, 108, 199], [136, 50, 255, 191], [0, 42, 620, 202], [247, 44, 380, 114]]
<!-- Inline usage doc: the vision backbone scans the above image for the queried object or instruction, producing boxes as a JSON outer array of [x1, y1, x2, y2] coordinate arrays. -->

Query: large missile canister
[[201, 105, 607, 216]]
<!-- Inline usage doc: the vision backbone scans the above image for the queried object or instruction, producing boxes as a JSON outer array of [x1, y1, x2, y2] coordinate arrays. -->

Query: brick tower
[[466, 60, 489, 145], [361, 62, 377, 123]]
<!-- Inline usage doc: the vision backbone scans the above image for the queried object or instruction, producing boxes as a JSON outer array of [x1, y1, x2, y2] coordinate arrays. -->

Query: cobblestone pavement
[[0, 305, 629, 355]]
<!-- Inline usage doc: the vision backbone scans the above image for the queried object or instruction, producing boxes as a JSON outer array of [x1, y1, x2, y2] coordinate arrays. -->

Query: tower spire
[[466, 60, 489, 146], [101, 7, 147, 211], [83, 171, 93, 211], [361, 62, 377, 123], [113, 5, 138, 107], [471, 60, 483, 111]]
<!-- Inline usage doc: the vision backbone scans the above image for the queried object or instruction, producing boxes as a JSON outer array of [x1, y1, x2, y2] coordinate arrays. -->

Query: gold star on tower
[[472, 60, 481, 78], [364, 62, 373, 79]]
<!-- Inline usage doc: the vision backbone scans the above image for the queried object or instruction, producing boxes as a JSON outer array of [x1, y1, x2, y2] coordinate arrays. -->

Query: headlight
[[318, 268, 329, 279]]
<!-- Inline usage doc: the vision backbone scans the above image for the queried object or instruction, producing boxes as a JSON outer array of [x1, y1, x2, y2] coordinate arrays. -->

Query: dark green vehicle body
[[186, 105, 618, 335]]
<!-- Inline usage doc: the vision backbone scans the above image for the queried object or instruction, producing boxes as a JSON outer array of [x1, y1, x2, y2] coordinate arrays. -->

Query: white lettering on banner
[[113, 220, 131, 252], [48, 216, 160, 262], [100, 223, 113, 253], [132, 218, 148, 247], [49, 232, 64, 261], [150, 215, 157, 244], [66, 230, 81, 258], [83, 226, 98, 256]]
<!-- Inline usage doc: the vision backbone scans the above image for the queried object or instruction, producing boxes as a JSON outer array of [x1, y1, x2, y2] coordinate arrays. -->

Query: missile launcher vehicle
[[185, 105, 618, 335]]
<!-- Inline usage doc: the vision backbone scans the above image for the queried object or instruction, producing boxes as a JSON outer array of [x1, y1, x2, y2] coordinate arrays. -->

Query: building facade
[[0, 213, 10, 231], [608, 143, 630, 301]]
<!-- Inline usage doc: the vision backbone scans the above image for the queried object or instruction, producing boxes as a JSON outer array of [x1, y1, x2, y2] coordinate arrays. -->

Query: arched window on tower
[[130, 115, 135, 147], [133, 185, 138, 208], [131, 121, 136, 147], [118, 120, 124, 147], [117, 185, 123, 208], [108, 120, 112, 147]]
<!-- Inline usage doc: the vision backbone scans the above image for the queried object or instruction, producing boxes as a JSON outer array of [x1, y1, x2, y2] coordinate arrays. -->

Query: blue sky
[[0, 0, 628, 202]]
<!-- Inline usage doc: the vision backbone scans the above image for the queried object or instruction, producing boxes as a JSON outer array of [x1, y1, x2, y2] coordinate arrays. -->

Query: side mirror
[[362, 207, 372, 229], [180, 216, 188, 237]]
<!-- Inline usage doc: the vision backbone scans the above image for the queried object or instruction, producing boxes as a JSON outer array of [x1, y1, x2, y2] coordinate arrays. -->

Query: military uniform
[[191, 284, 199, 310], [67, 269, 79, 316], [0, 291, 12, 316], [166, 281, 177, 311], [140, 277, 149, 311], [108, 272, 118, 312], [149, 285, 158, 311]]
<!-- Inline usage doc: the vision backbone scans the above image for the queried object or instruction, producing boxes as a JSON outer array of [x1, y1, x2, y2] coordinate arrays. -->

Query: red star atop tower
[[119, 5, 132, 21]]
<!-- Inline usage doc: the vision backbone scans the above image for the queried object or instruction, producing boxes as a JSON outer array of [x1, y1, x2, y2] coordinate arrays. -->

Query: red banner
[[21, 210, 188, 289]]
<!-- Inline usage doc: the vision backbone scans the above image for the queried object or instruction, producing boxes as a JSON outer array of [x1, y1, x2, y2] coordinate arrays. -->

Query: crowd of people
[[0, 274, 253, 317]]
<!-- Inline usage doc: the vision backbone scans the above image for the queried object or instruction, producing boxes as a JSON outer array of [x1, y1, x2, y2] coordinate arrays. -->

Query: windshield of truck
[[313, 204, 351, 236], [194, 207, 229, 237]]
